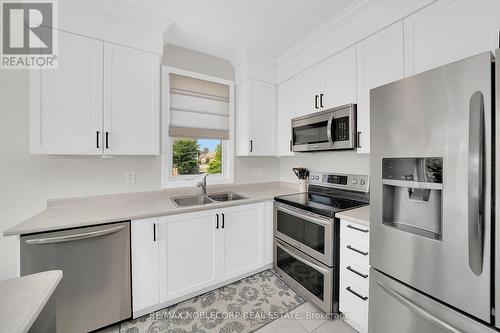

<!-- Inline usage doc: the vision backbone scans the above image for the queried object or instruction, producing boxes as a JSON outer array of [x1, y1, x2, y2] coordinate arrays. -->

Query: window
[[172, 138, 222, 176], [162, 67, 234, 188]]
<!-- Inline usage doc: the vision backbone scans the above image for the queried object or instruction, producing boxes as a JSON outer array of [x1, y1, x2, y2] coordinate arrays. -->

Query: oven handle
[[275, 238, 330, 275], [276, 203, 332, 226], [327, 114, 335, 146]]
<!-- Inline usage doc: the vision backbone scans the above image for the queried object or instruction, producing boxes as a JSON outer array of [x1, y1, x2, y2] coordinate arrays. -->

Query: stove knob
[[352, 179, 358, 184], [360, 180, 366, 185]]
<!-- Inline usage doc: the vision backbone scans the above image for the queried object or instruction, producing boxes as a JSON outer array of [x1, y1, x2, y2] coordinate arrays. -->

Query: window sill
[[162, 177, 234, 189]]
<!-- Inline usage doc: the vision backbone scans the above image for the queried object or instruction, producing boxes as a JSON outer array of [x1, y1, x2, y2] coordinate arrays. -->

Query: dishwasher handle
[[25, 225, 125, 245]]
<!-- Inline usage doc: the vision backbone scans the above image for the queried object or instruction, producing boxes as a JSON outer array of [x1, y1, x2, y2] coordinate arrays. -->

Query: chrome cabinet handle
[[314, 95, 319, 109], [347, 224, 369, 233], [347, 244, 368, 256], [25, 225, 125, 245], [105, 132, 110, 149], [249, 140, 253, 152], [221, 213, 225, 229], [320, 93, 324, 108], [346, 265, 368, 278], [468, 91, 485, 276], [216, 214, 219, 229], [357, 131, 361, 148], [96, 131, 100, 149], [346, 286, 368, 301], [377, 281, 460, 333]]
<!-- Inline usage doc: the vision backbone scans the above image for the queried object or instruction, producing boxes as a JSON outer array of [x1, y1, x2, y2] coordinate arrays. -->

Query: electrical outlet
[[125, 171, 136, 184]]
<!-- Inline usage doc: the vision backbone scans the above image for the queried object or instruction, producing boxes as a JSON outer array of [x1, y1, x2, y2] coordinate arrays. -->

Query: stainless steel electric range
[[273, 172, 369, 313]]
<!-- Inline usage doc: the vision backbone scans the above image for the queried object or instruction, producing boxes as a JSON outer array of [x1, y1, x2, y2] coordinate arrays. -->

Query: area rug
[[120, 270, 306, 333]]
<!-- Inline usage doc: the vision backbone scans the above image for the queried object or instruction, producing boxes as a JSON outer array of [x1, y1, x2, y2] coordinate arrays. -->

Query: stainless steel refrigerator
[[369, 50, 500, 332]]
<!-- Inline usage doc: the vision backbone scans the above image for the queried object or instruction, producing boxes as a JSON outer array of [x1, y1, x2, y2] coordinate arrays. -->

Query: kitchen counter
[[5, 182, 298, 236], [336, 205, 370, 226], [0, 270, 62, 333]]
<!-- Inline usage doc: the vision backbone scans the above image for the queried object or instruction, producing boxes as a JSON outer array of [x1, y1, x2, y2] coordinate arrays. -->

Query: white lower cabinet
[[159, 210, 220, 303], [221, 204, 264, 280], [131, 202, 272, 317], [131, 217, 160, 314], [339, 219, 370, 333]]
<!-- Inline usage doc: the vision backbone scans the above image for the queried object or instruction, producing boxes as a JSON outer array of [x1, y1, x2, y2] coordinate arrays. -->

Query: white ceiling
[[113, 0, 356, 60]]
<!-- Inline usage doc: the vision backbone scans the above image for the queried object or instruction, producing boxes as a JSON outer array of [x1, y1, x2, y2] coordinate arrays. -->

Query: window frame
[[161, 66, 235, 188]]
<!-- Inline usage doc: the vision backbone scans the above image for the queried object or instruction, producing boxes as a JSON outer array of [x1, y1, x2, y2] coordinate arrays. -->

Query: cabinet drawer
[[340, 279, 368, 333], [340, 219, 369, 247], [340, 238, 369, 268], [340, 259, 369, 292]]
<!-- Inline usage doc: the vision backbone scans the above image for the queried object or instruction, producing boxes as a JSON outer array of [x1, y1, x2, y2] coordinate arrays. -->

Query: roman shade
[[169, 73, 230, 140]]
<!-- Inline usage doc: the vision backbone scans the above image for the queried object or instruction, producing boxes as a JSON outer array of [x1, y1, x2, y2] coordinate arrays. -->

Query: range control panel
[[309, 172, 369, 192]]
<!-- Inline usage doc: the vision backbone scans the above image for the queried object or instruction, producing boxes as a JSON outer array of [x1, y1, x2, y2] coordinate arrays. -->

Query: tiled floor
[[255, 302, 357, 333], [98, 302, 357, 333]]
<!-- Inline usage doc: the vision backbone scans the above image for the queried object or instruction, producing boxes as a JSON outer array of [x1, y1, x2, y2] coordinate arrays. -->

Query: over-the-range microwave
[[291, 104, 357, 152]]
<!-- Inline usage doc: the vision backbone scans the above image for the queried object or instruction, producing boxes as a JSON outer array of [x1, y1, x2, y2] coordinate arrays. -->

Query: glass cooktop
[[274, 191, 367, 218]]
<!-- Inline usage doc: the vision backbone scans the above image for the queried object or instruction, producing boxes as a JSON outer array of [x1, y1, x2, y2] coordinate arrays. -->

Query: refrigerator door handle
[[377, 281, 463, 333], [468, 91, 485, 276]]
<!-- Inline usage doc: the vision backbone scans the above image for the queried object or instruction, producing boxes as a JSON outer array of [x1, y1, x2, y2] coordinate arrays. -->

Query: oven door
[[274, 238, 335, 313], [291, 104, 356, 152], [274, 202, 334, 266]]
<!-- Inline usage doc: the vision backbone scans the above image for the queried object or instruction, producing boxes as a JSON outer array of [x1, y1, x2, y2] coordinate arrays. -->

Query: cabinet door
[[276, 78, 296, 156], [30, 30, 103, 154], [103, 43, 160, 155], [159, 210, 221, 303], [356, 21, 404, 154], [249, 79, 277, 156], [320, 45, 357, 109], [294, 64, 321, 116], [131, 217, 159, 315], [404, 0, 496, 76], [221, 204, 264, 280]]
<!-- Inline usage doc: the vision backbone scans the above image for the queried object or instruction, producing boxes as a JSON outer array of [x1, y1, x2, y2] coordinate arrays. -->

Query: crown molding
[[277, 0, 377, 63], [62, 0, 173, 32]]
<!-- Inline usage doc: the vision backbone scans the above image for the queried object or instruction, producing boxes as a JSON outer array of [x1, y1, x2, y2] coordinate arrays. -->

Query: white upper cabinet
[[103, 43, 160, 155], [294, 64, 321, 117], [356, 21, 405, 154], [404, 0, 497, 76], [276, 78, 296, 156], [30, 30, 160, 155], [236, 78, 276, 156], [30, 31, 104, 155], [320, 45, 357, 110]]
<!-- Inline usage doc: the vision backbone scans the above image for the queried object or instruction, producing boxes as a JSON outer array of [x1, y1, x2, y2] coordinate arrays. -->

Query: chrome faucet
[[196, 174, 208, 195]]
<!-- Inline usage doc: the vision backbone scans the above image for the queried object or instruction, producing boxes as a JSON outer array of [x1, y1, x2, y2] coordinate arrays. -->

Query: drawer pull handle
[[347, 245, 368, 256], [347, 224, 369, 233], [346, 265, 368, 278], [346, 286, 368, 301]]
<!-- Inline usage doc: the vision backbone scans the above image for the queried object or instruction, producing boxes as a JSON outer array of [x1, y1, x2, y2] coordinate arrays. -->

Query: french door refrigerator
[[369, 50, 500, 332]]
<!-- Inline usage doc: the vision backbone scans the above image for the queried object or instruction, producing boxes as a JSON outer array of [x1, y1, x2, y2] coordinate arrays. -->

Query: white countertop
[[336, 205, 370, 226], [4, 182, 299, 236], [0, 270, 62, 333]]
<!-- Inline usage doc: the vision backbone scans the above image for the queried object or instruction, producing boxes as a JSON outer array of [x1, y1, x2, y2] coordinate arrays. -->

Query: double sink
[[171, 192, 247, 207]]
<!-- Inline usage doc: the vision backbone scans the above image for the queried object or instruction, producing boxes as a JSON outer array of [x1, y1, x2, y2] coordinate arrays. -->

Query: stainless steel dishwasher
[[20, 222, 131, 333]]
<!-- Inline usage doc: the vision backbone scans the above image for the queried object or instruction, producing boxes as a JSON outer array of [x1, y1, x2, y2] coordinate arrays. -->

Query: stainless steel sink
[[171, 195, 214, 207], [208, 192, 247, 202]]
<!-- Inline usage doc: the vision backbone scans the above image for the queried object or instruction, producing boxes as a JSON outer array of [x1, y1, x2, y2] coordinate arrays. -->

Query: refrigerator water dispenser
[[382, 157, 443, 239]]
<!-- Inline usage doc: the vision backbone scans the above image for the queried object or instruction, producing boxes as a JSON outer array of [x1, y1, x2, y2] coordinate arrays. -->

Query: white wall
[[0, 44, 279, 281], [279, 153, 370, 183]]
